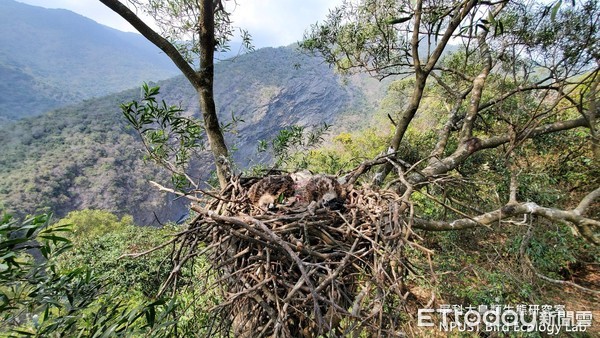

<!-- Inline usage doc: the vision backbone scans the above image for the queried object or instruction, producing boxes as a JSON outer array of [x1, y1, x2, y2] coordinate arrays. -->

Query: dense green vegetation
[[0, 90, 180, 225], [0, 209, 218, 337]]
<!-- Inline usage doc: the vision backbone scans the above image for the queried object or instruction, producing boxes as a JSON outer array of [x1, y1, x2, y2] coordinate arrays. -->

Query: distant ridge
[[0, 0, 179, 122]]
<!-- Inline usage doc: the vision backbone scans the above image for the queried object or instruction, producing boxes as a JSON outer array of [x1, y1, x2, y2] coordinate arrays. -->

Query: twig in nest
[[152, 173, 423, 336]]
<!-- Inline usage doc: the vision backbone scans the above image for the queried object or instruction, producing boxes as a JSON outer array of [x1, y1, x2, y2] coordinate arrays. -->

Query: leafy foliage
[[53, 210, 169, 297], [0, 89, 183, 225], [257, 122, 332, 169], [125, 0, 254, 65], [0, 210, 220, 337], [0, 212, 174, 336], [122, 84, 206, 189]]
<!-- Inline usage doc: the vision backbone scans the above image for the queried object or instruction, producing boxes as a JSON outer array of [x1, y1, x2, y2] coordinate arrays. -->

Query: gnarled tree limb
[[413, 200, 599, 245]]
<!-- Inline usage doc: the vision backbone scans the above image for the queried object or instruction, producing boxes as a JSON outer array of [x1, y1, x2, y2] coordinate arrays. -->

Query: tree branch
[[375, 0, 480, 186], [419, 116, 589, 180], [413, 201, 599, 245], [478, 83, 556, 112], [480, 117, 589, 150], [574, 186, 600, 216], [99, 0, 201, 88]]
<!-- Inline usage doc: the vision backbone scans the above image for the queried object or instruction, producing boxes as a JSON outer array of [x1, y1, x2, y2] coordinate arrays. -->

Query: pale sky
[[16, 0, 344, 48]]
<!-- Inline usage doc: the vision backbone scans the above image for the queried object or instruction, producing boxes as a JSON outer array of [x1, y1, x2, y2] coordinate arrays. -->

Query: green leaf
[[38, 234, 70, 243], [551, 0, 562, 21], [386, 15, 412, 25]]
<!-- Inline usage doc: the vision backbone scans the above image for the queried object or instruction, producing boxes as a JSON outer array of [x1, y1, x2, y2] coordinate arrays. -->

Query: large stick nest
[[166, 172, 424, 337]]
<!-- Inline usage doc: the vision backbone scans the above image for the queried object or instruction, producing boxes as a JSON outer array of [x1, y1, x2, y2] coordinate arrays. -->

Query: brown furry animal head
[[302, 174, 346, 210], [248, 175, 295, 210]]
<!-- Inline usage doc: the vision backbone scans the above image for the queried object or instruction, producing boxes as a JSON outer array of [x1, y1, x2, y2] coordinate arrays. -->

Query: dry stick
[[406, 240, 435, 256], [223, 227, 278, 250], [404, 202, 415, 242], [165, 231, 188, 297], [193, 187, 238, 203], [197, 202, 329, 331], [314, 238, 360, 294], [118, 237, 177, 259], [391, 167, 413, 201], [386, 156, 491, 232], [209, 265, 258, 295], [282, 266, 322, 303], [158, 236, 200, 297], [346, 155, 390, 185], [339, 211, 406, 308], [258, 318, 276, 337], [421, 190, 493, 230], [192, 206, 283, 249], [247, 289, 279, 323], [208, 275, 268, 311], [253, 228, 327, 261], [339, 213, 384, 255], [385, 158, 417, 242], [149, 180, 204, 203], [215, 247, 250, 269], [247, 217, 327, 333], [215, 277, 275, 309], [446, 195, 485, 215]]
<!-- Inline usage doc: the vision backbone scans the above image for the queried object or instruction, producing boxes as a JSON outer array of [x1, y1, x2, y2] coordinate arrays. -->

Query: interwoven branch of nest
[[174, 175, 416, 336]]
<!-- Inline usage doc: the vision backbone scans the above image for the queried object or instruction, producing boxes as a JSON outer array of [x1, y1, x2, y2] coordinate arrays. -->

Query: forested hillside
[[1, 0, 598, 337], [0, 0, 178, 122], [0, 45, 386, 224]]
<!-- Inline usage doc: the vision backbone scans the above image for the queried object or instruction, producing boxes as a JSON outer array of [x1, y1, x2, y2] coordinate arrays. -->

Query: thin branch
[[521, 225, 600, 295], [417, 117, 589, 181], [574, 186, 600, 216], [149, 180, 204, 203], [99, 0, 201, 88], [118, 237, 177, 259]]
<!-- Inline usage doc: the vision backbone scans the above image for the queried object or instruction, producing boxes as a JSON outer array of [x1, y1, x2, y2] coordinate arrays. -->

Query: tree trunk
[[198, 0, 231, 188], [100, 0, 232, 189], [374, 69, 428, 186]]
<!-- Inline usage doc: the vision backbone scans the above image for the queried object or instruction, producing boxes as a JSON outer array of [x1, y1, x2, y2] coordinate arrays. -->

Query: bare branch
[[480, 117, 589, 150], [418, 117, 589, 182], [149, 181, 204, 203], [99, 0, 200, 88], [574, 186, 600, 216], [413, 201, 599, 245]]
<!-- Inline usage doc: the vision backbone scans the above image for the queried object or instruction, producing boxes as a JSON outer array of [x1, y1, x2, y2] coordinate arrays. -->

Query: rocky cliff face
[[160, 45, 382, 167]]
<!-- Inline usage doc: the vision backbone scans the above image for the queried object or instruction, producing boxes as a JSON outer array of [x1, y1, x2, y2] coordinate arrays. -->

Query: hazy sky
[[16, 0, 343, 48]]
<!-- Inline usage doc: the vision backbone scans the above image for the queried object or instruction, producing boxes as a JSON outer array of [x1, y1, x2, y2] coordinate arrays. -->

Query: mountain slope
[[160, 46, 386, 166], [0, 0, 179, 122], [0, 45, 386, 224]]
